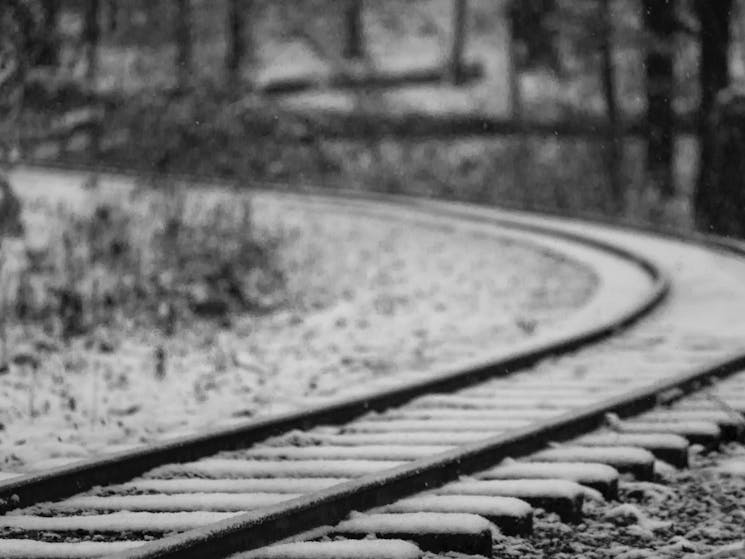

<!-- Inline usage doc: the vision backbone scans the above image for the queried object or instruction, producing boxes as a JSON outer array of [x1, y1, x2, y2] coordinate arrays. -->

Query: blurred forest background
[[2, 0, 745, 234]]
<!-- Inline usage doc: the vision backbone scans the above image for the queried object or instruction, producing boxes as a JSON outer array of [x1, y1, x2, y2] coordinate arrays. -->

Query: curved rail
[[100, 191, 745, 559], [0, 166, 668, 516]]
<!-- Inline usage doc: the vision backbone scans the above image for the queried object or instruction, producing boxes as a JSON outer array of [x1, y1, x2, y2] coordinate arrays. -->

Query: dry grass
[[0, 176, 286, 376]]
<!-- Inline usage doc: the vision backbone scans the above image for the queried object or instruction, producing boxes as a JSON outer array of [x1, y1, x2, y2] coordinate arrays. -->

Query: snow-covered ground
[[0, 168, 604, 472]]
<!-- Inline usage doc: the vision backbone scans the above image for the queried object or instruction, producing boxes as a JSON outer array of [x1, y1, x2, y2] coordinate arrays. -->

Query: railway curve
[[2, 164, 745, 558]]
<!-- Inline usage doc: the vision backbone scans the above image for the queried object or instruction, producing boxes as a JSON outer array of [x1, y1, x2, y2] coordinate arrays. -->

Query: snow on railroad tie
[[573, 432, 690, 468], [638, 409, 745, 441], [147, 459, 405, 479], [0, 539, 146, 559], [528, 446, 655, 480], [435, 479, 585, 523], [481, 461, 619, 500], [229, 445, 455, 461], [674, 397, 745, 412], [459, 383, 615, 396], [113, 478, 347, 495], [376, 408, 561, 421], [233, 539, 424, 559], [375, 495, 533, 536], [613, 419, 722, 447], [35, 492, 300, 513], [285, 431, 492, 446], [0, 511, 241, 533], [340, 419, 529, 433], [464, 385, 618, 397], [409, 394, 580, 411], [332, 512, 494, 556], [443, 393, 592, 409]]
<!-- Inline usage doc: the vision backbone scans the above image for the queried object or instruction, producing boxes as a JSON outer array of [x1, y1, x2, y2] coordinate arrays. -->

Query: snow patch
[[44, 492, 299, 512], [148, 459, 403, 479], [0, 539, 145, 559], [235, 539, 423, 559]]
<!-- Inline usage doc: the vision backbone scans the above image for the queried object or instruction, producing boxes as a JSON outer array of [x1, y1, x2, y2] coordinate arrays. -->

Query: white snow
[[406, 199, 745, 457], [603, 503, 672, 533], [335, 512, 493, 535], [380, 407, 561, 420], [147, 459, 404, 479], [712, 458, 745, 476], [341, 418, 528, 433], [116, 477, 346, 494], [235, 445, 453, 461], [641, 409, 741, 425], [307, 431, 496, 447], [617, 420, 721, 438], [437, 478, 585, 500], [420, 393, 592, 410], [0, 539, 146, 559], [236, 445, 454, 461], [0, 511, 241, 532], [530, 446, 656, 467], [575, 432, 689, 450], [483, 461, 619, 484], [459, 384, 617, 398], [234, 539, 422, 559], [409, 394, 572, 410], [377, 494, 532, 519], [41, 492, 299, 512], [2, 166, 605, 469], [622, 482, 677, 502], [686, 541, 745, 559]]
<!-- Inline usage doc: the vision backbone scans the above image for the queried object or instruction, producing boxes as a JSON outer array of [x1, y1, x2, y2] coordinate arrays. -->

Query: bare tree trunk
[[693, 0, 734, 233], [226, 0, 249, 84], [106, 0, 118, 32], [448, 0, 468, 84], [600, 0, 623, 213], [175, 0, 193, 90], [506, 10, 528, 208], [343, 0, 364, 59], [83, 0, 100, 84], [642, 0, 675, 200], [37, 0, 60, 67]]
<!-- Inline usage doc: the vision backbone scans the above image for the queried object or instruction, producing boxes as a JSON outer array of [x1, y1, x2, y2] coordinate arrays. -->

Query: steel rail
[[0, 165, 668, 514], [106, 350, 745, 559], [97, 175, 745, 559]]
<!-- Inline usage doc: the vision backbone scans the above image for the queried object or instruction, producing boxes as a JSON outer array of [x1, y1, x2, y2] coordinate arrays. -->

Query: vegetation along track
[[4, 165, 745, 558]]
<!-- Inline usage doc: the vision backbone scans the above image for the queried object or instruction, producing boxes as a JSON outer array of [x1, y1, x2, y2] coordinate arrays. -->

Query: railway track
[[4, 164, 745, 558]]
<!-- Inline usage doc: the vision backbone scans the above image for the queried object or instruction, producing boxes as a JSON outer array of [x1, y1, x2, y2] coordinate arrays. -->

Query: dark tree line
[[693, 0, 737, 235], [3, 0, 745, 235], [511, 0, 742, 231]]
